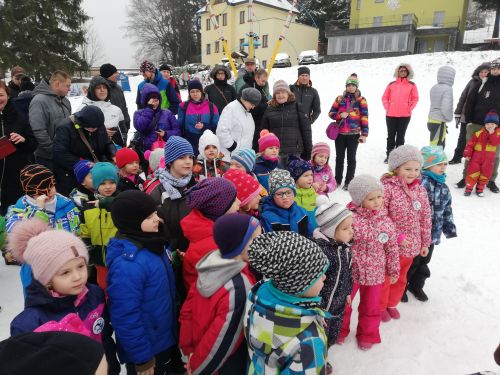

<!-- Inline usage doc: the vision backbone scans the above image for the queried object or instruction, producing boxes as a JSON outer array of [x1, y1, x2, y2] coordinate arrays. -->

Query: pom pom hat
[[258, 129, 280, 153]]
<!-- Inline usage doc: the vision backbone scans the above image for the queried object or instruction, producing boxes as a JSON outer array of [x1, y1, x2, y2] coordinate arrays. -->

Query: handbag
[[325, 100, 354, 141], [0, 136, 16, 160]]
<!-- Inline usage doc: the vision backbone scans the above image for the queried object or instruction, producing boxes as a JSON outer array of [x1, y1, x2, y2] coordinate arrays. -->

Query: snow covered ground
[[1, 50, 500, 374]]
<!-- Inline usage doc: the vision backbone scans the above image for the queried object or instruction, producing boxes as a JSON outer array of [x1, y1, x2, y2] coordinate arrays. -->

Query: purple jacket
[[134, 83, 181, 151], [312, 164, 336, 195]]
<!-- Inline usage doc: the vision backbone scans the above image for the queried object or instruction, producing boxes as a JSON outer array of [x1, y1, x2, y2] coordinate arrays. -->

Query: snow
[[2, 50, 500, 374]]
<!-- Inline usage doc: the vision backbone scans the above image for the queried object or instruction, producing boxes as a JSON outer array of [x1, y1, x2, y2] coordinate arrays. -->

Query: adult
[[53, 106, 116, 196], [78, 75, 126, 146], [99, 63, 131, 143], [261, 80, 313, 165], [381, 63, 419, 163], [328, 74, 368, 190], [234, 58, 270, 98], [29, 70, 72, 170], [7, 66, 25, 98], [204, 65, 237, 114], [289, 66, 321, 124], [0, 81, 38, 214], [136, 60, 180, 114], [159, 63, 181, 100], [457, 57, 500, 193], [449, 62, 490, 164], [216, 87, 261, 161], [12, 76, 36, 125]]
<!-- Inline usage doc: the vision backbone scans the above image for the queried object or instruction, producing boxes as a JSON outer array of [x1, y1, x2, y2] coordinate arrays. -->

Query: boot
[[455, 179, 465, 188], [387, 307, 400, 319], [381, 309, 392, 322], [400, 290, 408, 303], [487, 181, 499, 193], [448, 158, 461, 165], [358, 341, 373, 351], [408, 286, 429, 302]]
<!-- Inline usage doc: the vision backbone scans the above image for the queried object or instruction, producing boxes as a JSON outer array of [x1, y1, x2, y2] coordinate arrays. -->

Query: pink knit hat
[[223, 169, 261, 207], [258, 129, 280, 153], [311, 142, 331, 160], [8, 219, 89, 286]]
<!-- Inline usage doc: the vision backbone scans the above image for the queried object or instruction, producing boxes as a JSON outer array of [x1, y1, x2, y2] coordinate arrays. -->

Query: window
[[373, 16, 383, 27], [206, 18, 211, 30], [433, 11, 445, 27], [239, 38, 245, 51], [206, 43, 211, 55], [215, 41, 220, 53], [375, 0, 384, 2], [240, 10, 245, 24], [262, 34, 269, 48], [434, 39, 446, 52], [402, 14, 412, 25], [222, 13, 227, 26], [356, 0, 362, 10], [262, 60, 267, 68], [215, 15, 219, 25]]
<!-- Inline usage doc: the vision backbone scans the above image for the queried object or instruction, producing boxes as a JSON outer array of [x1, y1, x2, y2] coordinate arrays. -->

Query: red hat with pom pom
[[258, 129, 280, 153]]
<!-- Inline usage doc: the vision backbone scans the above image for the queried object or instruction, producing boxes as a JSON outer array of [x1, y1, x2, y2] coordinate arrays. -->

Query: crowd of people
[[0, 56, 499, 375]]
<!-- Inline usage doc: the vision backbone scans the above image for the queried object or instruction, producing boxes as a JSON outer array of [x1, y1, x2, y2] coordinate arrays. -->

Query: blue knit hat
[[231, 148, 256, 173], [164, 136, 194, 165], [91, 162, 118, 189], [286, 156, 313, 181], [421, 146, 448, 169], [73, 160, 94, 185], [484, 109, 499, 125]]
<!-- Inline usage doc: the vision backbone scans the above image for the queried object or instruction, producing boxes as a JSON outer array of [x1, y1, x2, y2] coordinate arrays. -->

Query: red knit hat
[[115, 148, 139, 168], [258, 130, 280, 153], [223, 169, 261, 207]]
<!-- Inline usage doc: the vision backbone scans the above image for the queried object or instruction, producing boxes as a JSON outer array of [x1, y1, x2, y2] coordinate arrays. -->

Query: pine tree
[[475, 0, 500, 37], [0, 0, 88, 80]]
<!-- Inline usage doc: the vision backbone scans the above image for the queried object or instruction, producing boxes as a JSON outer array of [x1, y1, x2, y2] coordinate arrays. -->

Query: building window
[[374, 0, 384, 3], [215, 41, 220, 53], [262, 34, 269, 48], [356, 0, 362, 10], [434, 39, 446, 52], [433, 11, 445, 27], [215, 15, 220, 25], [373, 16, 383, 27], [262, 60, 267, 68], [206, 18, 211, 30], [239, 38, 245, 51], [206, 43, 211, 55], [222, 13, 227, 26], [328, 32, 410, 55], [402, 14, 412, 25], [240, 10, 245, 24]]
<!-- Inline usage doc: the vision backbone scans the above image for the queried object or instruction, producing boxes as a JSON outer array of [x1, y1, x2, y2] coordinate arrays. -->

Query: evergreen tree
[[475, 0, 500, 37], [0, 0, 88, 80]]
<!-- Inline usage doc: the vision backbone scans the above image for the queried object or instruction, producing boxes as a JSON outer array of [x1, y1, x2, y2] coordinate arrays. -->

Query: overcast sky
[[82, 0, 137, 68]]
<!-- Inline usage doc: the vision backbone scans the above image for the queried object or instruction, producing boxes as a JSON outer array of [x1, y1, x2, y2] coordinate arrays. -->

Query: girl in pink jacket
[[340, 175, 400, 351], [381, 145, 432, 321], [311, 142, 336, 195]]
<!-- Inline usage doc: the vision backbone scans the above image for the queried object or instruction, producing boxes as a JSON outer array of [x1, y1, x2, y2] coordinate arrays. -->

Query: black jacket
[[290, 80, 321, 124], [464, 75, 500, 125], [204, 80, 237, 114], [454, 63, 490, 120], [261, 99, 313, 159], [240, 74, 270, 149], [106, 78, 131, 135], [7, 81, 20, 98]]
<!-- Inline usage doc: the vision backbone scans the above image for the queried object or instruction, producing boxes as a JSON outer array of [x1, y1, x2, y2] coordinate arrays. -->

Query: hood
[[437, 66, 455, 86], [181, 209, 215, 242], [140, 83, 161, 107], [32, 80, 56, 97], [196, 250, 246, 297], [210, 65, 231, 80], [293, 79, 312, 88], [261, 196, 297, 219], [198, 129, 220, 157], [393, 63, 414, 79], [24, 279, 78, 311], [472, 62, 490, 79], [106, 236, 142, 268], [87, 76, 111, 101]]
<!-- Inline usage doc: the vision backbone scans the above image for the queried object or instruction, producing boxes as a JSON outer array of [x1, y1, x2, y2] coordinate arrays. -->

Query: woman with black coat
[[204, 65, 237, 114]]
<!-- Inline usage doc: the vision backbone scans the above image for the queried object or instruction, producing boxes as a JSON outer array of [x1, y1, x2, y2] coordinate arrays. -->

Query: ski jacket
[[382, 77, 419, 118], [454, 63, 490, 122], [312, 164, 336, 195], [428, 66, 455, 123], [260, 196, 314, 237], [254, 156, 279, 191], [329, 90, 369, 136], [464, 75, 500, 125], [290, 80, 321, 124], [295, 187, 317, 212], [136, 69, 180, 114], [117, 174, 144, 192], [464, 127, 500, 165]]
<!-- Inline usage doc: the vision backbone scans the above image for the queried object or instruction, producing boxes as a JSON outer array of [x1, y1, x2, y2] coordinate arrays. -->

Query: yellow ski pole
[[222, 40, 238, 76], [248, 0, 255, 58]]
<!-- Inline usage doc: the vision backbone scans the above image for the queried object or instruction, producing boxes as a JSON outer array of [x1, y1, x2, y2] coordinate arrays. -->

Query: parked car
[[298, 50, 323, 65], [273, 53, 292, 68]]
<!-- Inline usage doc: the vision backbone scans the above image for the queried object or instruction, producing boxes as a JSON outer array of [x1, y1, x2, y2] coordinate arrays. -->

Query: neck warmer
[[423, 169, 446, 184], [155, 168, 193, 200]]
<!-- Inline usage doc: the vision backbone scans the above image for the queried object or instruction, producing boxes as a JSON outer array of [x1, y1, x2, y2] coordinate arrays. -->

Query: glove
[[454, 115, 461, 128]]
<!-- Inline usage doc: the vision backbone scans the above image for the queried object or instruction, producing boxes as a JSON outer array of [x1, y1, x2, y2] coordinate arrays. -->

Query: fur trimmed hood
[[393, 63, 414, 80]]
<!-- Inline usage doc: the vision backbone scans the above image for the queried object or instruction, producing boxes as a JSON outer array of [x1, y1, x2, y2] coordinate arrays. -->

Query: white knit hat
[[198, 130, 220, 157], [348, 175, 384, 206], [315, 195, 352, 238]]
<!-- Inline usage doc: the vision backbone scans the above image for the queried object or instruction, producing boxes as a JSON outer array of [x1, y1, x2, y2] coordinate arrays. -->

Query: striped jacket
[[328, 91, 369, 136]]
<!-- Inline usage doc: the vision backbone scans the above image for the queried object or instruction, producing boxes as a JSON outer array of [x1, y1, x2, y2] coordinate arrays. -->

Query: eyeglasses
[[275, 190, 294, 199]]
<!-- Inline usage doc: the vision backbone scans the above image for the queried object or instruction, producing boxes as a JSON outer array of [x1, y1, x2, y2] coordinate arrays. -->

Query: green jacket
[[80, 204, 117, 266], [295, 187, 317, 212]]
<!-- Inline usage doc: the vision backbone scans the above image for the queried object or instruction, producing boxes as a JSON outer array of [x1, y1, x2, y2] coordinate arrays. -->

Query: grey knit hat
[[388, 144, 423, 171], [248, 231, 329, 295], [268, 169, 296, 196], [348, 175, 384, 206], [315, 196, 352, 235], [273, 80, 291, 95], [241, 87, 261, 106]]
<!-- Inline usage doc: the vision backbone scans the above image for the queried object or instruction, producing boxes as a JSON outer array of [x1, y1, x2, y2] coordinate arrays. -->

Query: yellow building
[[325, 0, 469, 61], [198, 0, 319, 69]]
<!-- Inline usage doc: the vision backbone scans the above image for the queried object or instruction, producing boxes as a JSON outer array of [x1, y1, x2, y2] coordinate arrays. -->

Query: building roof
[[198, 0, 299, 14]]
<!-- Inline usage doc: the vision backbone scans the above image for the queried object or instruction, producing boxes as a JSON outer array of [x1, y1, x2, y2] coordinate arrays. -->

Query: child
[[192, 129, 229, 180], [142, 148, 165, 194], [106, 190, 177, 375], [180, 213, 260, 374], [340, 175, 400, 350], [244, 231, 330, 374], [181, 178, 240, 291], [115, 147, 144, 192], [254, 130, 280, 191], [223, 169, 262, 217], [427, 66, 455, 148], [8, 219, 119, 373], [311, 142, 336, 195], [260, 169, 315, 237], [230, 147, 257, 174], [381, 145, 432, 321], [464, 110, 500, 197], [406, 146, 457, 301], [69, 160, 96, 208], [287, 156, 317, 212], [80, 162, 119, 291]]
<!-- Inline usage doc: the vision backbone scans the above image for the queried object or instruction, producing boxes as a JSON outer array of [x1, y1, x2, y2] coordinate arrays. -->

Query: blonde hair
[[49, 70, 71, 84]]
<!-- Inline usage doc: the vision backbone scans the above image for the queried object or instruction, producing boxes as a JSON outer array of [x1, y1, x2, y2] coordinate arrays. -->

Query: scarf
[[115, 230, 167, 255], [423, 169, 446, 184], [155, 167, 192, 200]]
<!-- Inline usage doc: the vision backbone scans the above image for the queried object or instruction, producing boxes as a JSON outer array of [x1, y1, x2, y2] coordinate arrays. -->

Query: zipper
[[325, 246, 342, 311]]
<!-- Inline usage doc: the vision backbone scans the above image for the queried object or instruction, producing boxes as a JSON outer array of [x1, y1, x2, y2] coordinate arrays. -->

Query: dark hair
[[255, 69, 268, 78], [20, 76, 35, 92], [0, 80, 10, 97]]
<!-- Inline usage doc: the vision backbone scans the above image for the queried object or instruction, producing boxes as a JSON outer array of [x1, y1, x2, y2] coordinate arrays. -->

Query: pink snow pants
[[380, 255, 413, 309]]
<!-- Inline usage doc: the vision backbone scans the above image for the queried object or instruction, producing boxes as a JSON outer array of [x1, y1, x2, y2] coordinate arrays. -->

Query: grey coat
[[28, 80, 71, 159], [428, 66, 455, 123]]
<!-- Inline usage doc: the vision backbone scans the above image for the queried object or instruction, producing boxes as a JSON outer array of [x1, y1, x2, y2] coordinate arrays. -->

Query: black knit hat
[[99, 63, 118, 79], [159, 63, 172, 72], [213, 213, 261, 259], [111, 190, 157, 235], [298, 66, 310, 76], [248, 232, 329, 295], [74, 105, 105, 129], [0, 332, 104, 375]]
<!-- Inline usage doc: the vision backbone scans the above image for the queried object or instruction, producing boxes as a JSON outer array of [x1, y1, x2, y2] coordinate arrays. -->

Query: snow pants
[[465, 153, 496, 193], [428, 121, 447, 149], [407, 244, 435, 290], [452, 122, 467, 161], [462, 123, 500, 182], [386, 116, 411, 156], [335, 133, 360, 186], [340, 283, 382, 344], [380, 256, 413, 309]]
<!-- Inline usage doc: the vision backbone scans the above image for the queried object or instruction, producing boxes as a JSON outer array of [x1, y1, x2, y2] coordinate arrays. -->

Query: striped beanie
[[164, 136, 194, 165], [139, 60, 156, 73], [73, 160, 94, 185], [311, 142, 331, 161], [258, 129, 280, 153], [484, 109, 499, 125], [19, 164, 55, 197], [315, 196, 352, 238], [231, 148, 256, 173]]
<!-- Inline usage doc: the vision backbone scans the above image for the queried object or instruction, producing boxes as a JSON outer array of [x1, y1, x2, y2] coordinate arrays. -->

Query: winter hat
[[8, 219, 88, 286], [348, 174, 384, 206], [213, 213, 261, 259], [223, 169, 261, 207], [74, 105, 105, 129], [188, 79, 203, 92], [346, 74, 359, 87], [258, 129, 280, 153], [231, 148, 256, 173], [99, 63, 118, 79], [286, 156, 313, 181], [139, 60, 156, 73], [198, 129, 220, 157], [298, 66, 310, 76], [311, 142, 330, 161], [315, 196, 352, 237], [248, 231, 329, 295], [268, 169, 296, 196], [0, 332, 104, 375], [115, 147, 139, 169], [20, 164, 55, 197], [145, 89, 161, 102], [490, 57, 500, 69], [73, 160, 94, 185], [421, 146, 448, 170], [90, 162, 118, 188], [484, 109, 499, 125], [111, 190, 157, 235], [159, 63, 172, 72], [164, 136, 195, 165], [273, 79, 291, 95], [388, 144, 423, 171], [241, 87, 262, 106], [145, 148, 165, 171], [186, 178, 238, 221]]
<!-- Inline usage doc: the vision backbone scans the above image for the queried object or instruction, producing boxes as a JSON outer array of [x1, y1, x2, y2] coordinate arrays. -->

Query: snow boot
[[448, 158, 461, 165], [464, 191, 472, 197], [381, 309, 392, 322], [336, 336, 346, 345], [326, 362, 333, 375], [455, 179, 465, 188], [487, 181, 499, 193], [342, 183, 349, 191], [358, 341, 373, 351], [383, 157, 388, 164], [476, 191, 485, 197], [408, 286, 429, 302], [387, 307, 400, 319]]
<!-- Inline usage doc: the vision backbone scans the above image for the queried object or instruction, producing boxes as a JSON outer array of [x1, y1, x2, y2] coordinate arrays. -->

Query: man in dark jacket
[[289, 66, 321, 124], [204, 65, 237, 114], [7, 66, 25, 98]]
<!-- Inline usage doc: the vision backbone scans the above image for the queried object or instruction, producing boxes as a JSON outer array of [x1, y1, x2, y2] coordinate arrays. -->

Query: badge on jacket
[[413, 201, 421, 210], [378, 233, 389, 244]]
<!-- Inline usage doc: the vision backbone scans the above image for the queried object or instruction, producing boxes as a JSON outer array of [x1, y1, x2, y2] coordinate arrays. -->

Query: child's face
[[273, 188, 295, 209], [485, 122, 498, 132], [50, 257, 88, 296], [123, 161, 140, 175], [170, 155, 194, 178], [334, 216, 354, 243], [230, 160, 246, 172], [141, 211, 160, 232], [204, 145, 218, 161], [296, 170, 313, 189], [225, 198, 241, 215], [97, 180, 117, 197], [314, 153, 328, 166], [247, 194, 261, 210], [427, 162, 447, 175], [301, 274, 326, 297], [82, 173, 94, 191], [394, 160, 421, 184], [240, 225, 262, 262], [263, 146, 279, 159], [190, 89, 202, 101], [34, 186, 56, 201], [361, 190, 384, 211]]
